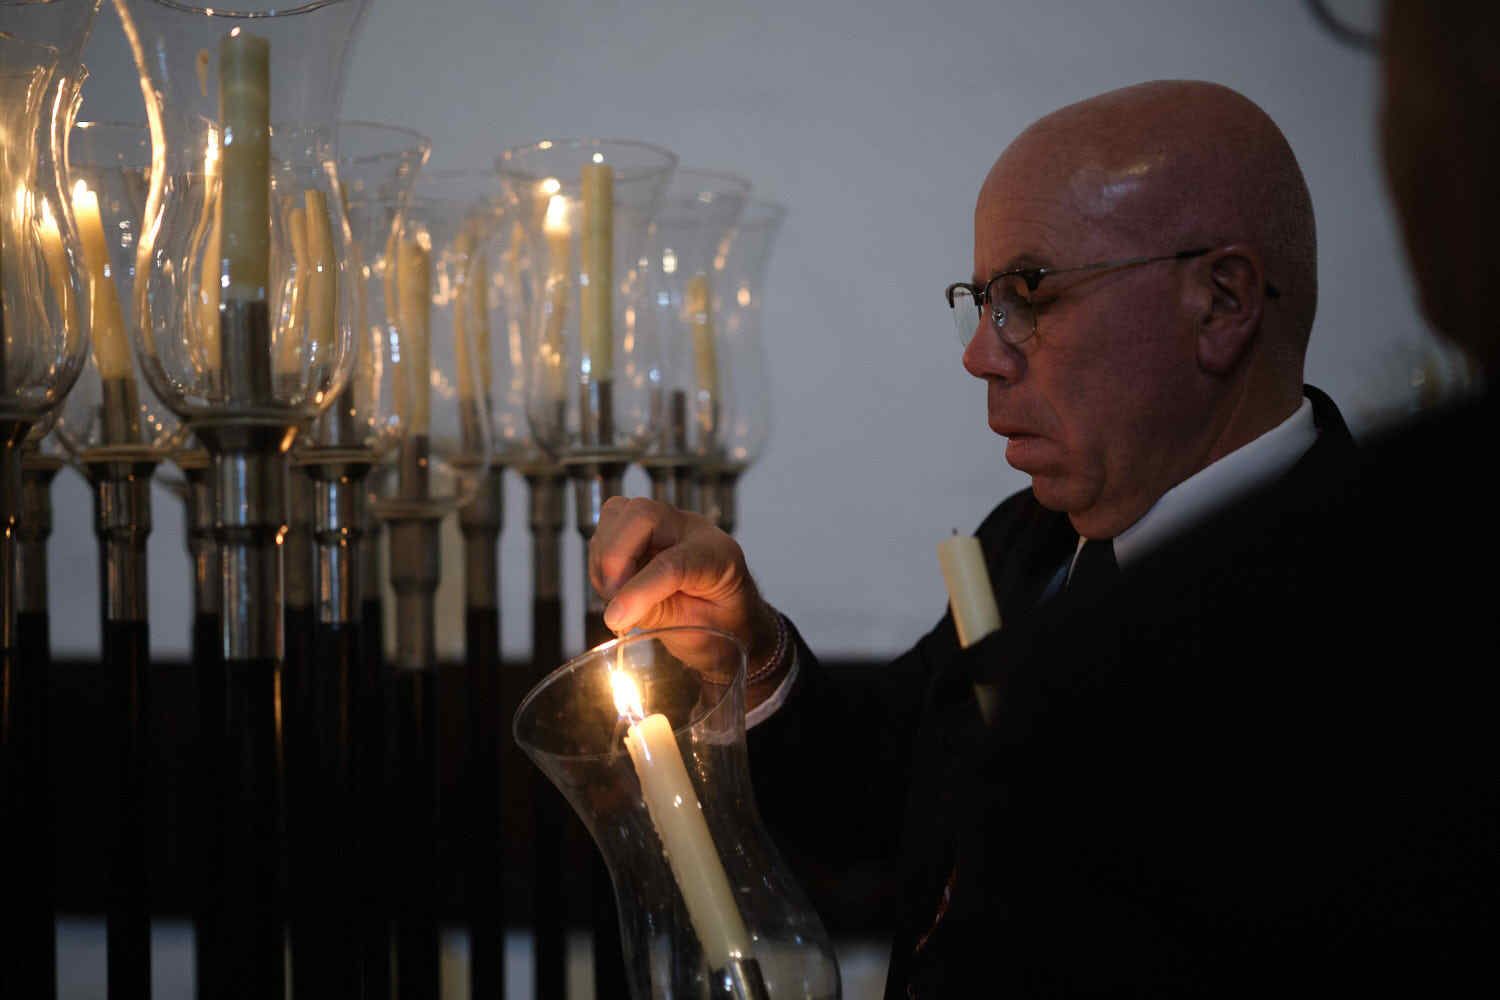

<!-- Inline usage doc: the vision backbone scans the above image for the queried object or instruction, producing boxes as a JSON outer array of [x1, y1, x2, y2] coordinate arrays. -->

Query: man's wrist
[[745, 601, 792, 696]]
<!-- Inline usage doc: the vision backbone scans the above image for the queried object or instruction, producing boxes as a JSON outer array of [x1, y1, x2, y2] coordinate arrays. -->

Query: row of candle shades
[[16, 124, 784, 517]]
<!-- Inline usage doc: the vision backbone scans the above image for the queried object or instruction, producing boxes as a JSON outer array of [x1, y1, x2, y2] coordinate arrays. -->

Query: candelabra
[[0, 3, 99, 996], [115, 2, 367, 996], [515, 627, 840, 1000], [53, 117, 189, 999], [368, 177, 493, 1000], [499, 136, 676, 999], [284, 118, 429, 999], [696, 200, 784, 534], [640, 169, 750, 511]]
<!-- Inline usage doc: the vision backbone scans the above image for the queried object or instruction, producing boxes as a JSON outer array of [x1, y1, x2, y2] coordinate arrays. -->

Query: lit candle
[[611, 669, 753, 969], [396, 231, 431, 434], [937, 532, 1000, 647], [451, 226, 476, 403], [71, 180, 133, 380], [276, 198, 308, 376], [685, 272, 718, 403], [218, 28, 271, 302], [197, 129, 223, 375], [469, 243, 493, 400], [580, 159, 613, 381], [301, 188, 336, 362], [541, 188, 571, 400], [36, 198, 79, 352]]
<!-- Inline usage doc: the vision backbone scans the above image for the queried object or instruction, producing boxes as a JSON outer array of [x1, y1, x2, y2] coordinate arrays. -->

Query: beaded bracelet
[[744, 609, 790, 687]]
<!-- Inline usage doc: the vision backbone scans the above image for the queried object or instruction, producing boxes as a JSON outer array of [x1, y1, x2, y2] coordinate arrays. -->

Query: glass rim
[[513, 624, 748, 764], [337, 119, 431, 161], [495, 136, 679, 184], [144, 0, 355, 18], [667, 166, 754, 198]]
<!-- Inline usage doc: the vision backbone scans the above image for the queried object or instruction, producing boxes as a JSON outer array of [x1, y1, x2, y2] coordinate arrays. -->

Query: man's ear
[[1194, 245, 1267, 374]]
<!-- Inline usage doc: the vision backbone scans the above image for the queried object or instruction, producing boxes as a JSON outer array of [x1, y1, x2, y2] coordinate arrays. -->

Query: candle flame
[[543, 193, 569, 235], [539, 176, 561, 196], [73, 178, 90, 201], [39, 198, 57, 231], [610, 668, 645, 723]]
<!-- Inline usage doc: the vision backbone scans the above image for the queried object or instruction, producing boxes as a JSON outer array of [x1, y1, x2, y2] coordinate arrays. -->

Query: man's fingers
[[603, 546, 692, 633], [589, 498, 682, 600]]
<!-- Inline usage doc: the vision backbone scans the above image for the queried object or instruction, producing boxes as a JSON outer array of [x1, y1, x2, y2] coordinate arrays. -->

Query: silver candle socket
[[376, 435, 443, 672], [1, 422, 31, 650], [285, 467, 314, 616], [457, 463, 504, 612], [696, 461, 746, 536], [18, 450, 63, 618], [194, 419, 289, 663], [82, 449, 158, 623], [297, 450, 373, 627], [176, 451, 221, 623], [521, 460, 566, 608]]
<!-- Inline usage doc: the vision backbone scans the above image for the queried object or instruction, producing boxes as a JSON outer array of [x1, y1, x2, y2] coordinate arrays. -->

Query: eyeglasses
[[1305, 0, 1381, 51], [944, 247, 1281, 348]]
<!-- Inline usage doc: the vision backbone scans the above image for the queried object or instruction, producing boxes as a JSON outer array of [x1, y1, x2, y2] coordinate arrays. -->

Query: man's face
[[962, 139, 1210, 538]]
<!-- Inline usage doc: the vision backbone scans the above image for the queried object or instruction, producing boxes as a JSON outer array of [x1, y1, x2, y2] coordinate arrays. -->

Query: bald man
[[590, 82, 1363, 995]]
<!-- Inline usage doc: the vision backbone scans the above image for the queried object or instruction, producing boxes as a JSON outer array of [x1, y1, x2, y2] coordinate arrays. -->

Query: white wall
[[58, 0, 1437, 663]]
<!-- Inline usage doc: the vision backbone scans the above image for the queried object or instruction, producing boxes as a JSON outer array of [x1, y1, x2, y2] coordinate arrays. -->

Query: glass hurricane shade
[[113, 0, 367, 427], [515, 626, 840, 1000], [643, 168, 751, 464], [709, 199, 784, 470], [495, 138, 677, 459], [53, 121, 184, 454]]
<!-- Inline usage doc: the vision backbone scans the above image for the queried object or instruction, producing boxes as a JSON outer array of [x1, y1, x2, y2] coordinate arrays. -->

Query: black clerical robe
[[746, 385, 1491, 997]]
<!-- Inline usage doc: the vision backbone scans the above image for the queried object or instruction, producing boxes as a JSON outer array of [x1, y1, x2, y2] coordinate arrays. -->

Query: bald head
[[986, 80, 1317, 358], [964, 82, 1318, 536]]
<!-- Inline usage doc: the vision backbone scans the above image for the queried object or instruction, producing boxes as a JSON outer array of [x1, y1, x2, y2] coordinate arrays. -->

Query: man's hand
[[590, 497, 782, 681]]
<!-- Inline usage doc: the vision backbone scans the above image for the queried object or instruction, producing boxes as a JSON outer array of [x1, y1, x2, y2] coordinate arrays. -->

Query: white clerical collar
[[1078, 397, 1318, 571]]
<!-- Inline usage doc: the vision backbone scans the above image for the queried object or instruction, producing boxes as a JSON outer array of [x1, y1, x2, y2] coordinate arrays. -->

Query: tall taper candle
[[72, 182, 132, 380], [396, 234, 431, 435], [218, 30, 271, 302], [580, 161, 613, 381]]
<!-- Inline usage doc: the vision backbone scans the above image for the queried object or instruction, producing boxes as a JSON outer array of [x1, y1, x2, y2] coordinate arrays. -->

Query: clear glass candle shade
[[0, 31, 89, 425], [710, 200, 785, 472], [54, 121, 184, 455], [302, 120, 430, 454], [368, 187, 493, 513], [466, 191, 531, 464], [115, 0, 367, 429], [514, 627, 840, 999], [496, 138, 677, 459], [644, 168, 751, 463]]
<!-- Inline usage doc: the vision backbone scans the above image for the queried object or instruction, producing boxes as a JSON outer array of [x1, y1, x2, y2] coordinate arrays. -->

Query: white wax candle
[[613, 671, 752, 969], [579, 161, 613, 381], [937, 533, 1001, 648], [685, 272, 719, 403], [37, 199, 79, 353], [396, 233, 431, 434], [301, 188, 336, 362], [469, 245, 493, 399], [541, 191, 572, 400], [71, 182, 132, 380], [218, 29, 271, 302], [452, 227, 476, 403], [198, 132, 223, 374], [276, 199, 308, 376]]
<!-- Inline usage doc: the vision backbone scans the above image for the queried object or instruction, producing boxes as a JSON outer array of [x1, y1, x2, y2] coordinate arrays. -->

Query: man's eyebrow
[[975, 253, 1052, 284]]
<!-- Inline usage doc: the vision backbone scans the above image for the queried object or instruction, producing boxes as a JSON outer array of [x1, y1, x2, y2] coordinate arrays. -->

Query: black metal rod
[[213, 656, 287, 1000], [190, 612, 221, 1000], [466, 603, 504, 1000], [13, 448, 58, 1000], [1, 633, 55, 1000], [393, 665, 442, 1000], [357, 596, 392, 1000], [103, 619, 152, 1000]]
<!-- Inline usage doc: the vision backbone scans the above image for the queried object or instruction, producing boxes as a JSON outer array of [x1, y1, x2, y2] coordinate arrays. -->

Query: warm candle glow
[[614, 658, 754, 968], [611, 667, 646, 722], [71, 180, 133, 380]]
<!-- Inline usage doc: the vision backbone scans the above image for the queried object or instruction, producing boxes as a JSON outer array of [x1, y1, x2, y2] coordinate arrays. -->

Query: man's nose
[[962, 322, 1025, 383]]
